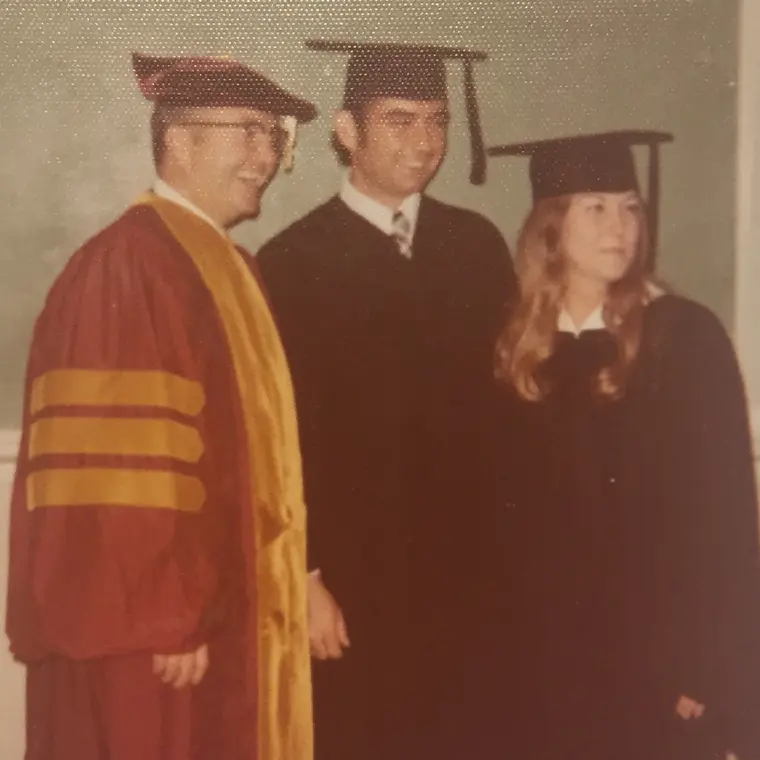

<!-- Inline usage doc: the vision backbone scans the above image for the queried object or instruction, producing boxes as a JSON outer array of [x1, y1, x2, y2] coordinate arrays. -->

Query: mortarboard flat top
[[132, 52, 317, 123], [305, 39, 490, 185], [487, 130, 673, 199], [488, 129, 673, 158], [305, 40, 487, 63], [488, 130, 673, 252]]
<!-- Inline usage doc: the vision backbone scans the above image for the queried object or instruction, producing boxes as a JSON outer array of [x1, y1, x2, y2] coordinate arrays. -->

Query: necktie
[[391, 210, 413, 258]]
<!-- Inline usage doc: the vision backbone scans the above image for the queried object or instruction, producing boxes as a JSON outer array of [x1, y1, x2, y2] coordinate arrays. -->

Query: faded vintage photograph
[[1, 1, 758, 759]]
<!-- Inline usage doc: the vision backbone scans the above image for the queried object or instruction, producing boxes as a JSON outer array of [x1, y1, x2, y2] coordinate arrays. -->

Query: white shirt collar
[[557, 282, 666, 335], [339, 174, 421, 239], [153, 178, 227, 238], [557, 304, 606, 335]]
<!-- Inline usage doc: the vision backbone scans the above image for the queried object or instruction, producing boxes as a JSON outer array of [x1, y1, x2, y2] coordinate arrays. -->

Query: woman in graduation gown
[[470, 133, 760, 760]]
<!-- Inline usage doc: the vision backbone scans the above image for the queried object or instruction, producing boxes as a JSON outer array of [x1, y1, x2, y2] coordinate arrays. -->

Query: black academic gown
[[257, 194, 515, 760], [469, 295, 760, 760]]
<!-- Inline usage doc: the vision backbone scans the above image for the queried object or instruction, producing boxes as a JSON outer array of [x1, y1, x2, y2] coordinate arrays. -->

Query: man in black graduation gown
[[257, 41, 516, 760]]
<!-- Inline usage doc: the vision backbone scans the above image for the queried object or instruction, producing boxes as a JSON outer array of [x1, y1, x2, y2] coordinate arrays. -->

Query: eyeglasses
[[175, 120, 287, 154]]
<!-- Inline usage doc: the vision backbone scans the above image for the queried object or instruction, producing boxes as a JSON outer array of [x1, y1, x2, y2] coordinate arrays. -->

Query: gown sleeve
[[7, 223, 224, 662], [664, 304, 760, 742]]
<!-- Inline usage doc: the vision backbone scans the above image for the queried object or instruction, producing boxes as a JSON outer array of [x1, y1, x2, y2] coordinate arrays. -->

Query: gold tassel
[[280, 115, 298, 172]]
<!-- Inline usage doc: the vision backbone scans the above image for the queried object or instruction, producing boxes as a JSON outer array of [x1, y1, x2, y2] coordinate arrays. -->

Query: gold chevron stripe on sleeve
[[26, 467, 206, 512], [28, 417, 204, 463], [30, 369, 205, 417]]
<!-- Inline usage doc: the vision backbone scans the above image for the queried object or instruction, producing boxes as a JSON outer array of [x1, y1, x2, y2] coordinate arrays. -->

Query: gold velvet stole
[[134, 193, 312, 760]]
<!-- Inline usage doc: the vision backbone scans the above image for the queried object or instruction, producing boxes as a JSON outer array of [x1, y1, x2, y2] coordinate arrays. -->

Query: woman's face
[[561, 191, 643, 289]]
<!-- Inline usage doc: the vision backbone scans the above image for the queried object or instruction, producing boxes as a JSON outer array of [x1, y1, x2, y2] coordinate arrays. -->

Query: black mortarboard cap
[[305, 40, 489, 185], [488, 130, 673, 250], [132, 52, 317, 123]]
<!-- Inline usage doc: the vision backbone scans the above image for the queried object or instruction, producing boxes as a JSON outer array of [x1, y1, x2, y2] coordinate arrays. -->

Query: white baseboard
[[750, 405, 760, 462], [0, 430, 20, 463]]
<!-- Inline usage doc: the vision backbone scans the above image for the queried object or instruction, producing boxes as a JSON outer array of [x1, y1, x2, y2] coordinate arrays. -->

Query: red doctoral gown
[[6, 194, 312, 760]]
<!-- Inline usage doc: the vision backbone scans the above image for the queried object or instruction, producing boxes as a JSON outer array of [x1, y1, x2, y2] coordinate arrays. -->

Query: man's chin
[[226, 204, 262, 230], [241, 195, 264, 218], [397, 172, 436, 197]]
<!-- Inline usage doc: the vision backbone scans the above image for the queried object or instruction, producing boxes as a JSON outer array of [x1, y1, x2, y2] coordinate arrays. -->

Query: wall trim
[[0, 430, 20, 464], [751, 405, 760, 462]]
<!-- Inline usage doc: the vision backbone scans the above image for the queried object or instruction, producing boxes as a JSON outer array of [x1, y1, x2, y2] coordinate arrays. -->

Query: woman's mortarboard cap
[[488, 130, 673, 249]]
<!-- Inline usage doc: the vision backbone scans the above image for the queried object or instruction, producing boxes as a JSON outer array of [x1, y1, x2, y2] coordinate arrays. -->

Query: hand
[[675, 694, 705, 720], [308, 570, 350, 660], [152, 643, 209, 689]]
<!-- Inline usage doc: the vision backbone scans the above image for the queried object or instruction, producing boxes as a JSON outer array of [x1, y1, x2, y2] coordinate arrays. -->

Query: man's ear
[[164, 124, 194, 169], [333, 110, 360, 156]]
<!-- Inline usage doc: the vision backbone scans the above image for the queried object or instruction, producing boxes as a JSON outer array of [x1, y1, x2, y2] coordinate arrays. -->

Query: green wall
[[0, 0, 738, 426]]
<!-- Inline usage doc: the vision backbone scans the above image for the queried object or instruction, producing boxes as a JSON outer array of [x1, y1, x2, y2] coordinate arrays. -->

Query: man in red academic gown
[[5, 52, 317, 760]]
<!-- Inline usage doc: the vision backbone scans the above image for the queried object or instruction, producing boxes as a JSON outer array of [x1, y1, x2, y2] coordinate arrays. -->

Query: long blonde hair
[[495, 194, 652, 401]]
